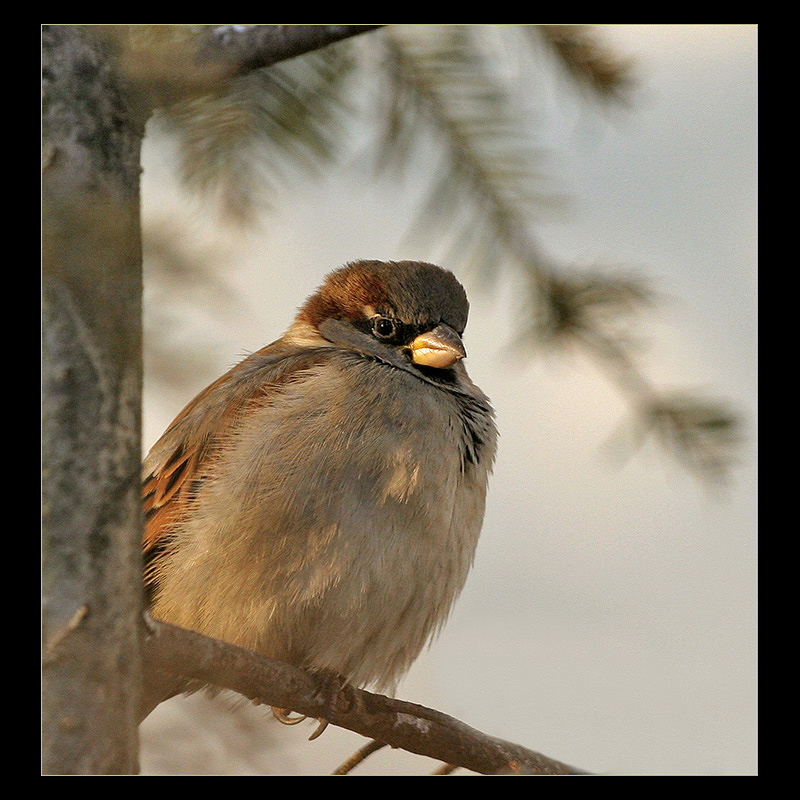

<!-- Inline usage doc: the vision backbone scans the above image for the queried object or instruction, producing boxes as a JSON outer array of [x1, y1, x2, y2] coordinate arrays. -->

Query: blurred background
[[137, 25, 757, 775]]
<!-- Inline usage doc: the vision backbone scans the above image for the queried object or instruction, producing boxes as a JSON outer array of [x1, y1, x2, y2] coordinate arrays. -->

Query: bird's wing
[[142, 343, 329, 576]]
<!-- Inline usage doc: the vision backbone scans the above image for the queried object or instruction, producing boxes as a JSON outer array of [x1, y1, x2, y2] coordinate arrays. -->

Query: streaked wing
[[142, 343, 329, 579]]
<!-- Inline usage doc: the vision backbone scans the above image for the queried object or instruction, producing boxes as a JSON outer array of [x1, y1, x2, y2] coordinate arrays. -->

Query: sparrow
[[142, 259, 497, 710]]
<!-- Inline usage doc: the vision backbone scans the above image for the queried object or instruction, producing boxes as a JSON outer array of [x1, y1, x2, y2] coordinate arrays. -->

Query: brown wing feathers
[[141, 345, 331, 585]]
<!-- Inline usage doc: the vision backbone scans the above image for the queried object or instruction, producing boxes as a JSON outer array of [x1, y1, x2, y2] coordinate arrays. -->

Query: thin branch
[[143, 616, 588, 776], [332, 739, 388, 775]]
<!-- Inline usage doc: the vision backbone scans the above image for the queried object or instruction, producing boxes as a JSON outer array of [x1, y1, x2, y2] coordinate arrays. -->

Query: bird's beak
[[410, 323, 466, 369]]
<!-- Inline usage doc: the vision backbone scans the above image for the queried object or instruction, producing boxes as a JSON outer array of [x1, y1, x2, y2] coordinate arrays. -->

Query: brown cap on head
[[299, 260, 469, 335]]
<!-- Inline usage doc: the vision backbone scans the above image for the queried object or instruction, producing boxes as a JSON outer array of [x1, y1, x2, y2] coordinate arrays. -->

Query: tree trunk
[[42, 25, 145, 774]]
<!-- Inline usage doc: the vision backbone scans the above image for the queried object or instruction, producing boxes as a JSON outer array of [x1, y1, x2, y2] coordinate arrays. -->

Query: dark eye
[[371, 316, 398, 339]]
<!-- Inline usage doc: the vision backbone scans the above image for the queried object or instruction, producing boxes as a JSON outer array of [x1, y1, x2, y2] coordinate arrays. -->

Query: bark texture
[[42, 25, 145, 774]]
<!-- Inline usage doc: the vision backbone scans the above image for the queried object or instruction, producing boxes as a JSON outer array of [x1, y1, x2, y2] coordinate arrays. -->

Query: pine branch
[[376, 25, 740, 482], [153, 41, 356, 223], [533, 24, 635, 101], [379, 26, 562, 278], [143, 616, 588, 776]]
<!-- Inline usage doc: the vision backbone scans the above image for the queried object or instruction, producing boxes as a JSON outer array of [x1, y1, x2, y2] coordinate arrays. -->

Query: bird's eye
[[371, 316, 398, 339]]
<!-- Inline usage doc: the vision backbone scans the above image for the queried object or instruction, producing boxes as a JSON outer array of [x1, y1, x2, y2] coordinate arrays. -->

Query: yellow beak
[[410, 323, 466, 369]]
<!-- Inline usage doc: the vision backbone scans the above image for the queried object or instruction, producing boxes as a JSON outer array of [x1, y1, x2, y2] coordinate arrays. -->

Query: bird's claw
[[272, 706, 330, 740], [308, 719, 329, 740], [272, 706, 307, 726]]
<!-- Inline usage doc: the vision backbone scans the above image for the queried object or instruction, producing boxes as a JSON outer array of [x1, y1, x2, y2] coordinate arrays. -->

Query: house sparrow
[[142, 259, 497, 705]]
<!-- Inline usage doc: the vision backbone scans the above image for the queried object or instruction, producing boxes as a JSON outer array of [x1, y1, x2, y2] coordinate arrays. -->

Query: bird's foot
[[271, 670, 354, 740]]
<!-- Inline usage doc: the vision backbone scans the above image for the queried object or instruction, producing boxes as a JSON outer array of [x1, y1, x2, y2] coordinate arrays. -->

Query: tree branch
[[200, 25, 383, 76], [97, 25, 383, 110], [143, 616, 587, 775]]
